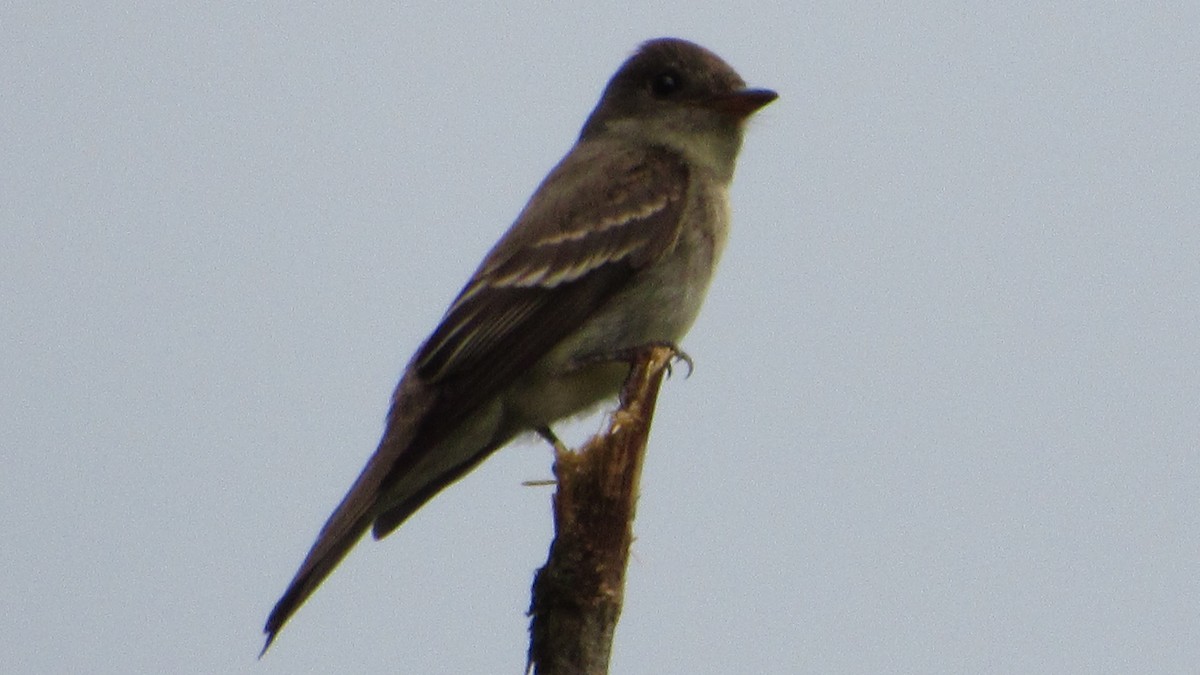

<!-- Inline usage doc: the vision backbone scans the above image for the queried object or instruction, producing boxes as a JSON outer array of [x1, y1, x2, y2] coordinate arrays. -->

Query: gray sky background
[[3, 2, 1198, 673]]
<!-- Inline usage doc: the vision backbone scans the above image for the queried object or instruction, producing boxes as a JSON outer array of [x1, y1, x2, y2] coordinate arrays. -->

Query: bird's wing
[[409, 142, 691, 416], [263, 142, 689, 651], [367, 142, 692, 527]]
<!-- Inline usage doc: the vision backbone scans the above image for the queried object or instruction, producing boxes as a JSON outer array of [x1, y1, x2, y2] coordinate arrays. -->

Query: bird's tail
[[260, 476, 378, 656]]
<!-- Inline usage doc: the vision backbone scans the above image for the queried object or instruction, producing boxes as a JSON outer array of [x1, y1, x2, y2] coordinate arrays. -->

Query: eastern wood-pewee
[[263, 37, 775, 652]]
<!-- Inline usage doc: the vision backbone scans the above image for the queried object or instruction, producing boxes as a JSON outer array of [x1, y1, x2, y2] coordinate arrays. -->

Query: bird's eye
[[650, 70, 684, 97]]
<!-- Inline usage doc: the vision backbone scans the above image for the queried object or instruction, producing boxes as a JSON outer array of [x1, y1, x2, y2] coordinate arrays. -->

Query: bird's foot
[[571, 341, 693, 379], [573, 342, 693, 408]]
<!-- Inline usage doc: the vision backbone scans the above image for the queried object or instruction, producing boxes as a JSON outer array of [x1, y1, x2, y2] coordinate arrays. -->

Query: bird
[[263, 37, 775, 653]]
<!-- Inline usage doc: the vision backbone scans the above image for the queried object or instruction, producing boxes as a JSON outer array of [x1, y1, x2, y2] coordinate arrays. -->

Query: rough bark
[[527, 345, 677, 675]]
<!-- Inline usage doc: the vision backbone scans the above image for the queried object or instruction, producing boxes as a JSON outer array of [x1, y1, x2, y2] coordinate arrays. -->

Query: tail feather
[[370, 436, 510, 540], [261, 505, 374, 655], [261, 375, 517, 654], [262, 376, 438, 654]]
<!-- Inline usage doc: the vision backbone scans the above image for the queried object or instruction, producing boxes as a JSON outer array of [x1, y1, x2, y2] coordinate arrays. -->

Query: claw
[[665, 349, 694, 379]]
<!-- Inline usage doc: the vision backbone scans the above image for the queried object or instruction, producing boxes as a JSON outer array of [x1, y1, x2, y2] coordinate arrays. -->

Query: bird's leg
[[537, 425, 571, 455], [520, 426, 569, 486]]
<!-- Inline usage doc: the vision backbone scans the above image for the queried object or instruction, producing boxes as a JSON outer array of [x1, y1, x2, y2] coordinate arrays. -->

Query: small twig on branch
[[526, 345, 678, 675]]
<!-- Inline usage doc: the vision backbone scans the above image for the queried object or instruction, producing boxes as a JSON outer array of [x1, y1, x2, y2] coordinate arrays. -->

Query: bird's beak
[[706, 88, 778, 119]]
